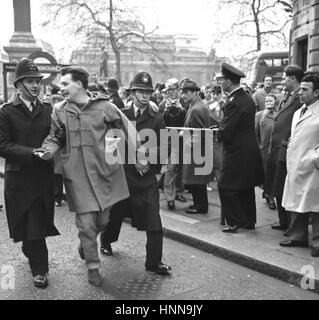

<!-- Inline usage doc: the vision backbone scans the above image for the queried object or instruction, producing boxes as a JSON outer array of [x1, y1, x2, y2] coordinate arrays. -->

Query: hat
[[221, 63, 246, 81], [180, 79, 200, 91], [105, 78, 119, 91], [14, 58, 43, 88], [61, 66, 89, 78], [165, 78, 179, 90], [131, 71, 154, 92], [158, 83, 166, 92]]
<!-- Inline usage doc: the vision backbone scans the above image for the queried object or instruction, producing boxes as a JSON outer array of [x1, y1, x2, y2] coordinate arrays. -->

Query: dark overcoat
[[267, 90, 302, 198], [217, 88, 264, 190], [0, 96, 59, 242], [113, 104, 166, 231], [255, 109, 276, 173], [182, 96, 212, 185]]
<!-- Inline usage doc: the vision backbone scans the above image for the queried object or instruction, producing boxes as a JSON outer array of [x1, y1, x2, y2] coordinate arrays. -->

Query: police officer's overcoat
[[217, 88, 264, 190], [0, 96, 59, 242], [118, 104, 166, 231]]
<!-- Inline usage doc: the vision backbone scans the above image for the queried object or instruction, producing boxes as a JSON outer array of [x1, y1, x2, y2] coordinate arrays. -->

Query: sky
[[0, 0, 290, 62]]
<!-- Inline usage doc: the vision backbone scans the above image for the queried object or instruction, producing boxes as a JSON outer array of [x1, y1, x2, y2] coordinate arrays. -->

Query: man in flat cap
[[0, 58, 60, 288], [181, 79, 211, 214], [217, 63, 264, 232], [38, 66, 137, 286]]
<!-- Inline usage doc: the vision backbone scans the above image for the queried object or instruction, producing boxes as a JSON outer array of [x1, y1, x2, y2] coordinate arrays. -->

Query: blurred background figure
[[119, 87, 130, 106], [255, 94, 277, 210], [241, 82, 252, 95], [162, 78, 187, 210], [203, 84, 214, 106], [253, 75, 276, 112], [151, 83, 165, 106], [105, 78, 124, 109], [90, 73, 98, 84]]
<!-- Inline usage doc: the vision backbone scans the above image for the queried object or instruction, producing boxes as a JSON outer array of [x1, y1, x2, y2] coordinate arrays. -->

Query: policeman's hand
[[135, 162, 150, 176], [33, 148, 53, 161]]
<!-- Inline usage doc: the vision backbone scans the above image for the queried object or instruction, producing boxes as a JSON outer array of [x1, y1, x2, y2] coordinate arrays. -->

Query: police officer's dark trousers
[[22, 239, 48, 277], [100, 203, 163, 269]]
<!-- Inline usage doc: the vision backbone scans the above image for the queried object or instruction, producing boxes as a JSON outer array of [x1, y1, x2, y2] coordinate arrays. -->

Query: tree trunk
[[115, 50, 122, 85]]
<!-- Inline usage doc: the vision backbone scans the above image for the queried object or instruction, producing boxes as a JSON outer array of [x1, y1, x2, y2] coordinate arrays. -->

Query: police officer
[[105, 78, 124, 109], [0, 58, 60, 288], [217, 63, 264, 232], [100, 71, 172, 276]]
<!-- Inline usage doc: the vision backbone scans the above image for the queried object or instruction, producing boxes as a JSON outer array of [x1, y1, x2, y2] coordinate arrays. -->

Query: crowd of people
[[0, 56, 319, 290]]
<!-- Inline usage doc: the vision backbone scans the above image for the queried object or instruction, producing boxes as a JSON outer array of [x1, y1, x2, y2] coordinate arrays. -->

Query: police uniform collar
[[12, 95, 38, 107], [228, 87, 244, 98]]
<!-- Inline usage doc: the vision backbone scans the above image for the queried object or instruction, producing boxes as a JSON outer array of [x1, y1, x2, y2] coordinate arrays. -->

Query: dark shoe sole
[[280, 241, 308, 247]]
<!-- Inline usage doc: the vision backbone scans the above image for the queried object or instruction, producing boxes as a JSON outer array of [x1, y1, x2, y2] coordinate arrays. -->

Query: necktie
[[300, 106, 308, 118], [30, 102, 35, 112], [136, 109, 141, 119]]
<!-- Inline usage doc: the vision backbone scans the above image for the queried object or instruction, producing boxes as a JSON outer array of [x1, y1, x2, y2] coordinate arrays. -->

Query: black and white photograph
[[0, 0, 318, 306]]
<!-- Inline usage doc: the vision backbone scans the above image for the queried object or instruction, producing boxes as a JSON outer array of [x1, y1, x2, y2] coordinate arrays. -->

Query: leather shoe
[[33, 274, 48, 288], [279, 240, 308, 247], [185, 208, 207, 214], [188, 204, 195, 210], [100, 243, 113, 256], [311, 247, 319, 257], [222, 225, 238, 233], [146, 263, 172, 276], [78, 246, 85, 260], [175, 194, 187, 202], [167, 200, 175, 210], [88, 268, 102, 286], [271, 224, 287, 231]]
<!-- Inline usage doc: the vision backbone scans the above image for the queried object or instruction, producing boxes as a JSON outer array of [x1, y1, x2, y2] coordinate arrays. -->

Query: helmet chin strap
[[21, 82, 38, 101], [134, 94, 148, 107]]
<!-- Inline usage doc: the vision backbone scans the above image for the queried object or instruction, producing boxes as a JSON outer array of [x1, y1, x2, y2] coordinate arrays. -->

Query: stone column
[[4, 0, 41, 62]]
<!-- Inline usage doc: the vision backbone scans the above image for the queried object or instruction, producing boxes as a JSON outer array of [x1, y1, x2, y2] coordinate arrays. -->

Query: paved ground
[[0, 177, 318, 300]]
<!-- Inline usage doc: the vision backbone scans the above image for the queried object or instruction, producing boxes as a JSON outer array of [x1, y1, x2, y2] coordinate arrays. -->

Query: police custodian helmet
[[14, 58, 43, 88], [130, 71, 154, 92]]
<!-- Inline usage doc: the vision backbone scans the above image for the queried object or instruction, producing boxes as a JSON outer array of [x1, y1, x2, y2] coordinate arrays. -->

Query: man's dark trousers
[[219, 188, 256, 227]]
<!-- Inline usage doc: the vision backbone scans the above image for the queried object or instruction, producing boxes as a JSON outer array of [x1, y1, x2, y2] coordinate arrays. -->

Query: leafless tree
[[41, 0, 166, 84], [217, 0, 292, 53]]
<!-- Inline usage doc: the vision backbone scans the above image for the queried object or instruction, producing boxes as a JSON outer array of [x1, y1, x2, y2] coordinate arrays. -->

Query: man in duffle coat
[[0, 58, 60, 288], [268, 65, 304, 234], [280, 73, 319, 257], [100, 71, 172, 276], [180, 79, 211, 214], [217, 63, 264, 233], [40, 66, 137, 286]]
